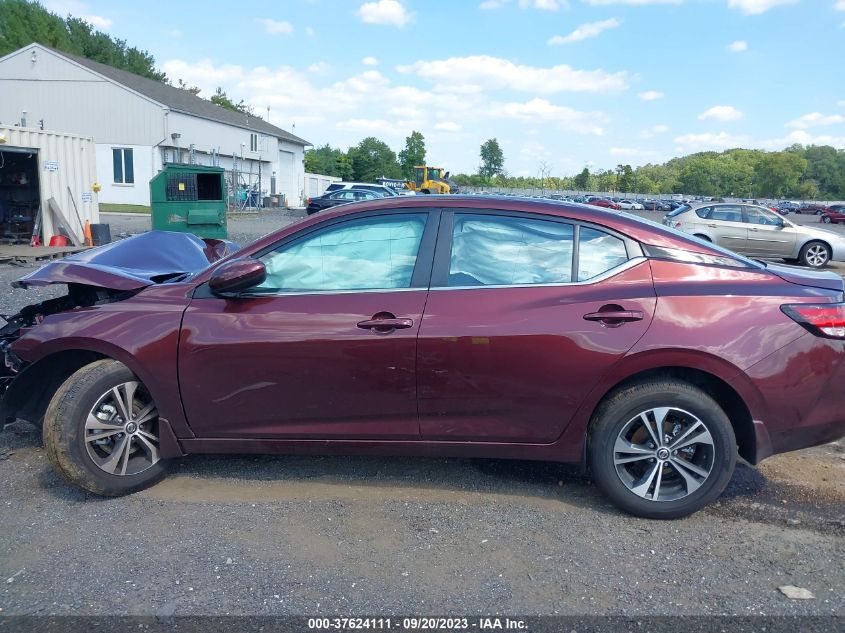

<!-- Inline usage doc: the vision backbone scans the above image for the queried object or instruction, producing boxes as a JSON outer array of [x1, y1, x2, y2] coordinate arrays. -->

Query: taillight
[[307, 197, 312, 204], [781, 303, 845, 339]]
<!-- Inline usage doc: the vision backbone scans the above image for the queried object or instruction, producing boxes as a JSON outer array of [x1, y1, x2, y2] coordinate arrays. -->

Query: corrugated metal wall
[[0, 124, 99, 242]]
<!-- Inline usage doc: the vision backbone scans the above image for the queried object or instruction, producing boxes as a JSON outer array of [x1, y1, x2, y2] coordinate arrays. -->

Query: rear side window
[[709, 205, 743, 222], [449, 215, 573, 286], [578, 228, 628, 281], [695, 206, 711, 219]]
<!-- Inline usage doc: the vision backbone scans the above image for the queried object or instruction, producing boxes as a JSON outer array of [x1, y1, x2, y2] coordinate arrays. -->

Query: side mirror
[[209, 257, 266, 296]]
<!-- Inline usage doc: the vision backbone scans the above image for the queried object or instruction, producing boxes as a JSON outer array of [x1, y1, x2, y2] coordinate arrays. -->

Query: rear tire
[[799, 241, 830, 268], [44, 360, 167, 496], [589, 380, 736, 519], [822, 216, 832, 224]]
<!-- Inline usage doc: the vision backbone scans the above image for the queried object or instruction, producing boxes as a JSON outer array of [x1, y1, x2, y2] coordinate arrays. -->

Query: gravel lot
[[0, 208, 843, 619]]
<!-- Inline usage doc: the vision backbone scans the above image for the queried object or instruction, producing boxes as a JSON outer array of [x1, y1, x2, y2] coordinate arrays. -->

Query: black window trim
[[429, 208, 642, 290]]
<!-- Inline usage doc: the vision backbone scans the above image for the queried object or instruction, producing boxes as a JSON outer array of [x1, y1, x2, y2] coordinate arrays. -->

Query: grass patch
[[99, 203, 151, 214]]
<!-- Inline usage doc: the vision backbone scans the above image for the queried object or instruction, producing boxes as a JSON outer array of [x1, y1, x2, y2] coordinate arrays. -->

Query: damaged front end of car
[[0, 230, 238, 427]]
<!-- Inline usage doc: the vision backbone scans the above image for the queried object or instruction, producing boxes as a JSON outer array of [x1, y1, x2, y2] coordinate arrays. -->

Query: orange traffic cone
[[84, 220, 93, 247]]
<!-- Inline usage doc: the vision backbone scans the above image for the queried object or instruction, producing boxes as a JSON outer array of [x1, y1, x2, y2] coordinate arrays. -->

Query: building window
[[250, 134, 258, 152], [113, 148, 134, 184]]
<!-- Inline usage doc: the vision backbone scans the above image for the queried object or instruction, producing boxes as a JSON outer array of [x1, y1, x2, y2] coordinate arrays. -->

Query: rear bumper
[[745, 332, 845, 462]]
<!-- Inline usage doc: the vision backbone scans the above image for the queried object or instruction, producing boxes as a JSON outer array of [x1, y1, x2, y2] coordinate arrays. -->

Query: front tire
[[589, 380, 736, 519], [44, 360, 167, 496], [822, 216, 832, 224]]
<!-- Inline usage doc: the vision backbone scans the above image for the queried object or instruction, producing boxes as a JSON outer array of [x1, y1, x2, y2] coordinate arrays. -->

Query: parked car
[[589, 198, 621, 210], [618, 200, 644, 210], [306, 188, 382, 215], [795, 203, 829, 215], [664, 202, 845, 267], [324, 182, 399, 198], [3, 197, 845, 519], [820, 205, 845, 224], [777, 201, 800, 214]]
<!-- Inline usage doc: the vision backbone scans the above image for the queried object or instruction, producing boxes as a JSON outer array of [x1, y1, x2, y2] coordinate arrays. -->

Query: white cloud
[[838, 100, 845, 107], [640, 124, 669, 138], [674, 132, 750, 152], [698, 105, 744, 121], [785, 112, 845, 129], [305, 26, 315, 36], [761, 129, 845, 150], [638, 90, 664, 101], [584, 0, 681, 5], [362, 56, 379, 66], [434, 121, 462, 132], [259, 18, 293, 34], [836, 0, 845, 9], [307, 62, 331, 73], [518, 0, 567, 9], [548, 18, 622, 45], [727, 0, 797, 15], [45, 1, 112, 28], [727, 40, 748, 52], [357, 0, 412, 27], [489, 98, 606, 134], [479, 0, 508, 7], [397, 55, 629, 94]]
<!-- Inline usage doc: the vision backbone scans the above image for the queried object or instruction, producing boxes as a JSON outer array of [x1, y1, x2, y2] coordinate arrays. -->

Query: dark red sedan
[[820, 205, 845, 224], [588, 198, 621, 210], [3, 196, 845, 518]]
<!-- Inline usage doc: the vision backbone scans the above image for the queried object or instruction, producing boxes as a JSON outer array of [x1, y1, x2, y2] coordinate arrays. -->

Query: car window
[[578, 227, 629, 281], [257, 214, 427, 292], [708, 205, 742, 222], [744, 206, 782, 225], [695, 206, 711, 219], [449, 214, 573, 287], [331, 191, 354, 200], [325, 184, 342, 193]]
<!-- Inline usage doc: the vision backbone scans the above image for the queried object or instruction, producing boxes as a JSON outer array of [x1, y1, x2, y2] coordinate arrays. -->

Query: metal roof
[[37, 45, 310, 146]]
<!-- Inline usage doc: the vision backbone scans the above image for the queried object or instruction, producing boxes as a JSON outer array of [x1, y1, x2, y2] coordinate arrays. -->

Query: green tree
[[0, 0, 165, 81], [210, 87, 255, 115], [753, 151, 807, 198], [348, 137, 401, 181], [398, 131, 426, 179], [479, 138, 505, 179], [573, 167, 590, 190]]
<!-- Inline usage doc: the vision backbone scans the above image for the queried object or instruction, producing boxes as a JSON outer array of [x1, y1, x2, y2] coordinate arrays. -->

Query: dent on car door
[[179, 210, 438, 439], [416, 211, 657, 444]]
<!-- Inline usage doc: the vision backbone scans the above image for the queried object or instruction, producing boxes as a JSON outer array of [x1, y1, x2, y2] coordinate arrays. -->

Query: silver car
[[663, 202, 845, 268]]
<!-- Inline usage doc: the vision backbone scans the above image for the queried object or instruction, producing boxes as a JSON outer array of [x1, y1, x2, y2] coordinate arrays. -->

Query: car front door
[[179, 209, 437, 439], [743, 205, 798, 257], [417, 210, 656, 444], [698, 204, 747, 251]]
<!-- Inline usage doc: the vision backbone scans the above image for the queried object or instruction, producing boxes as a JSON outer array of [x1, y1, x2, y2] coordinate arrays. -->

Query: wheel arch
[[585, 366, 757, 465]]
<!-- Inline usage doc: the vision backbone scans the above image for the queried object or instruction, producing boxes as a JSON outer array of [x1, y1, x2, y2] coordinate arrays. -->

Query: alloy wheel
[[805, 244, 829, 267], [613, 407, 715, 502], [84, 381, 160, 476]]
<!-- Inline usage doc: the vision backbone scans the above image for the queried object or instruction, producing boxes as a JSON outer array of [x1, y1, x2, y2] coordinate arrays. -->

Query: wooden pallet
[[0, 245, 90, 264]]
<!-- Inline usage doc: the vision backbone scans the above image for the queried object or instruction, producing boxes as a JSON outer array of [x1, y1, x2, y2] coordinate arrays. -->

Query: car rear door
[[179, 209, 438, 439], [416, 210, 656, 444], [699, 204, 747, 251], [743, 205, 798, 258]]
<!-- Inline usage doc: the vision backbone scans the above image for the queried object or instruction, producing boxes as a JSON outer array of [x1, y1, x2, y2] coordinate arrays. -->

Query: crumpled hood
[[12, 231, 239, 291]]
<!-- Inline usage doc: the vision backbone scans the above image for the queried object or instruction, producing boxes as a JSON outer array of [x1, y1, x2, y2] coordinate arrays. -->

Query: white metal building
[[0, 43, 310, 207]]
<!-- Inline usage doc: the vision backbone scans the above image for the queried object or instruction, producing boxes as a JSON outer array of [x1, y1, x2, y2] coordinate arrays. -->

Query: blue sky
[[46, 0, 845, 176]]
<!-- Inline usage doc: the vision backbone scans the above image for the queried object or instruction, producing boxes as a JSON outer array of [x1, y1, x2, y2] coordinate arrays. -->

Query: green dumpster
[[150, 164, 227, 238]]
